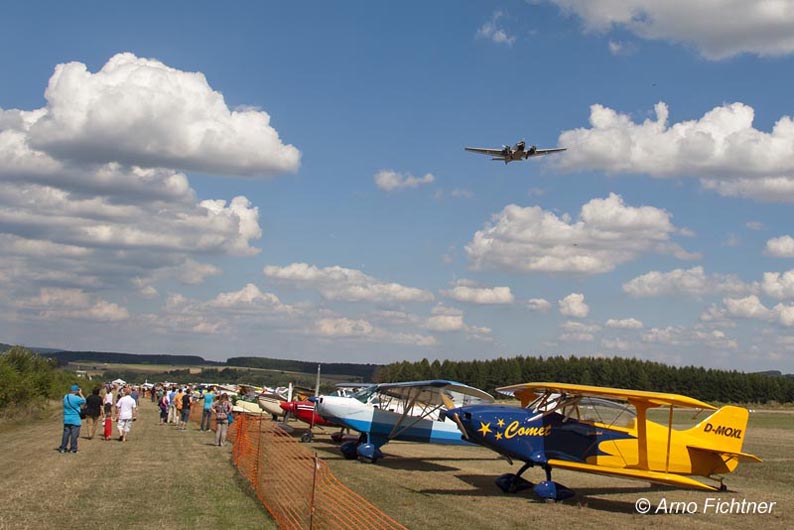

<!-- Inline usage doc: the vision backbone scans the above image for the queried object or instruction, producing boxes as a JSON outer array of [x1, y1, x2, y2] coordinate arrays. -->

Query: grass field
[[2, 400, 791, 530], [292, 409, 794, 530], [0, 401, 275, 530]]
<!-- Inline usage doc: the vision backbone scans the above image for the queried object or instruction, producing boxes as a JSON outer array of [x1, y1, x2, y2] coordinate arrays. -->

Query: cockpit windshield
[[352, 386, 377, 404], [527, 392, 636, 428]]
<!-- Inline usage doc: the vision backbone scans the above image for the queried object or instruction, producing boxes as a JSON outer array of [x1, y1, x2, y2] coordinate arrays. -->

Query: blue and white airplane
[[314, 380, 493, 463]]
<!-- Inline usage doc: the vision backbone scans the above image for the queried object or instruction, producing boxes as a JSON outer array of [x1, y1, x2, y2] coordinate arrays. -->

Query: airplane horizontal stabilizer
[[686, 445, 762, 463]]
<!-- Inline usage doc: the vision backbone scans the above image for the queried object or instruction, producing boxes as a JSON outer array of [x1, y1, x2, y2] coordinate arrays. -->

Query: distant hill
[[13, 347, 378, 380], [226, 356, 379, 380], [41, 350, 220, 367]]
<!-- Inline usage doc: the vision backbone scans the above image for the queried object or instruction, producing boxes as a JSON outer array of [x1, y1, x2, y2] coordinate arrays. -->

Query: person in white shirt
[[115, 387, 138, 442], [103, 386, 114, 417]]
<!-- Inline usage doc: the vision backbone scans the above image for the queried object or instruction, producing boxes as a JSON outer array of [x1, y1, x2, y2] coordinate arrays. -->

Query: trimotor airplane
[[446, 382, 761, 501], [314, 379, 493, 463], [464, 140, 566, 164]]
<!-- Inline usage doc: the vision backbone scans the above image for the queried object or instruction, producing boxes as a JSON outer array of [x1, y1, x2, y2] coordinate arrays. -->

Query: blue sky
[[2, 1, 794, 371]]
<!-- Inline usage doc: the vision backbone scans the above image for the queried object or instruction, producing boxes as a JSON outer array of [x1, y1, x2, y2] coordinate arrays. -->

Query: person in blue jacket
[[59, 384, 86, 453]]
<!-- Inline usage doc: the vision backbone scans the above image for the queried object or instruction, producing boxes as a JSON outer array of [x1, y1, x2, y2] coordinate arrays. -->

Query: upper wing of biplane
[[377, 380, 494, 409], [497, 382, 716, 410]]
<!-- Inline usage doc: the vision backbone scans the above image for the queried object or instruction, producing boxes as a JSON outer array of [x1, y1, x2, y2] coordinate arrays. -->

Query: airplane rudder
[[690, 405, 749, 452]]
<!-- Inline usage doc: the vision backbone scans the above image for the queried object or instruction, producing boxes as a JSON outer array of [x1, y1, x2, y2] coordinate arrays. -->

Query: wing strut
[[665, 404, 674, 473], [631, 399, 650, 470]]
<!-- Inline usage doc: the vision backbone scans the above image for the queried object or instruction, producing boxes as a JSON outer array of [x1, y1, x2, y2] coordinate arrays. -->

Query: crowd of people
[[58, 383, 233, 453]]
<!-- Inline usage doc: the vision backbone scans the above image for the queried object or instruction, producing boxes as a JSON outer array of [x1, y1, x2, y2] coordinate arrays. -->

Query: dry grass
[[292, 410, 794, 530], [0, 401, 275, 530]]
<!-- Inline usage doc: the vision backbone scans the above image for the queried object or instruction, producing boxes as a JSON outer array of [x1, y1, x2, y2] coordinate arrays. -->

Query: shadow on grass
[[419, 473, 669, 514], [311, 443, 504, 469]]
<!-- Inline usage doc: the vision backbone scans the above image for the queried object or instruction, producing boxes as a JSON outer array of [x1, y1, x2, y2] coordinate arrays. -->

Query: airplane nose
[[308, 396, 319, 403]]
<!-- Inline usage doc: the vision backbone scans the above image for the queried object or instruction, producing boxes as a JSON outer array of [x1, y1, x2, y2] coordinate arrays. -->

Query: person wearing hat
[[59, 384, 86, 453]]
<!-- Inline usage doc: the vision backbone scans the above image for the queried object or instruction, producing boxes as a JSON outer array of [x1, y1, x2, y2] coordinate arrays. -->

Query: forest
[[374, 355, 794, 404]]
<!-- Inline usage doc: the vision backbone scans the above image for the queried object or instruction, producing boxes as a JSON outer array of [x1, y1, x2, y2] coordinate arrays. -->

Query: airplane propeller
[[451, 412, 469, 441]]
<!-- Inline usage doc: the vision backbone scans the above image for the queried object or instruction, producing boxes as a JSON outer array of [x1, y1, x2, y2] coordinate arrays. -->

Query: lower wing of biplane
[[315, 379, 493, 463], [447, 382, 761, 501]]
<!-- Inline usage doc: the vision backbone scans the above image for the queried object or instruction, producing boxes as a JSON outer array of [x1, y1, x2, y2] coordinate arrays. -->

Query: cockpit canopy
[[526, 392, 637, 428]]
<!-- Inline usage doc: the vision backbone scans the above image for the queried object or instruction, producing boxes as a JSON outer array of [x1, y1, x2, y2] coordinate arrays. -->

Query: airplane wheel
[[271, 413, 278, 421], [360, 456, 378, 464], [300, 432, 314, 443]]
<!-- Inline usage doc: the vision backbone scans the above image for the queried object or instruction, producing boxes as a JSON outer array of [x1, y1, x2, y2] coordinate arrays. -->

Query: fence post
[[309, 452, 319, 530], [255, 416, 263, 484]]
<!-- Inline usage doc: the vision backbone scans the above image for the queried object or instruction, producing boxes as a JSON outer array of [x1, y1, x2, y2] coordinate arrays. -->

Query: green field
[[2, 399, 791, 530]]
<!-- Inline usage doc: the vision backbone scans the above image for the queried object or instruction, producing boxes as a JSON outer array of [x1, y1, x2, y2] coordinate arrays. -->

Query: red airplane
[[280, 400, 336, 427], [280, 399, 354, 443]]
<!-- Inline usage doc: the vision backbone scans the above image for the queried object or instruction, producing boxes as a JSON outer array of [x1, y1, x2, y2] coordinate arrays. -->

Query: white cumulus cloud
[[374, 170, 435, 192], [623, 267, 754, 297], [0, 53, 290, 308], [527, 298, 552, 312], [547, 0, 794, 60], [606, 318, 644, 329], [476, 11, 516, 46], [558, 101, 794, 203], [467, 193, 692, 274], [766, 236, 794, 257], [25, 53, 300, 176], [263, 262, 434, 303], [762, 271, 794, 299], [558, 292, 589, 318], [441, 280, 514, 305]]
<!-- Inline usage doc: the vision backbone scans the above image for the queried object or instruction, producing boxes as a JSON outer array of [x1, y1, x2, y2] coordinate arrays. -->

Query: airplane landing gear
[[532, 466, 575, 502], [300, 432, 314, 443]]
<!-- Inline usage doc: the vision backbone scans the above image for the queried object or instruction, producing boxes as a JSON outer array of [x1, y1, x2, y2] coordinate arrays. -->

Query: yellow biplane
[[446, 382, 761, 501]]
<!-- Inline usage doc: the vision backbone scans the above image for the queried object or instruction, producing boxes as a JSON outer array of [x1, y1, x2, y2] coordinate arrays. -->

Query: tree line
[[227, 356, 378, 380], [0, 346, 78, 415], [373, 356, 794, 404]]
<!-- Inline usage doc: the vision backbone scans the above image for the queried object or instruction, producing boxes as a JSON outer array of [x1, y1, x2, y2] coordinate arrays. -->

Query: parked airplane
[[314, 379, 493, 463], [465, 140, 566, 164], [446, 382, 761, 501], [257, 385, 314, 421]]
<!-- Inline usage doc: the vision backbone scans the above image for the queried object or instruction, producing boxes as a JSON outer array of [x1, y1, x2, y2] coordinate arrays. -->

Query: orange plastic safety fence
[[229, 413, 408, 530]]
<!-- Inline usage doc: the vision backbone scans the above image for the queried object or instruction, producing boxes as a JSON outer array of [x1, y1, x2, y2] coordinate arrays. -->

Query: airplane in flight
[[446, 382, 760, 501], [465, 140, 566, 164], [313, 379, 493, 463]]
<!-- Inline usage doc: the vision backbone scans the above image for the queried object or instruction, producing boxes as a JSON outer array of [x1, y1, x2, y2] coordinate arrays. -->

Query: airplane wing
[[545, 459, 720, 491], [376, 380, 493, 409], [465, 147, 505, 156], [525, 147, 567, 158], [497, 382, 716, 410]]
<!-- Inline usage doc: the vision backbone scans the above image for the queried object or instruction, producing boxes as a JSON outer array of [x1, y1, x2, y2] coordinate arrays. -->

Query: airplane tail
[[685, 405, 760, 465]]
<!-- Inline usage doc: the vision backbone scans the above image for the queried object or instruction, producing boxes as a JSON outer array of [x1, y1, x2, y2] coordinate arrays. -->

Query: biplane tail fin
[[686, 405, 751, 455]]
